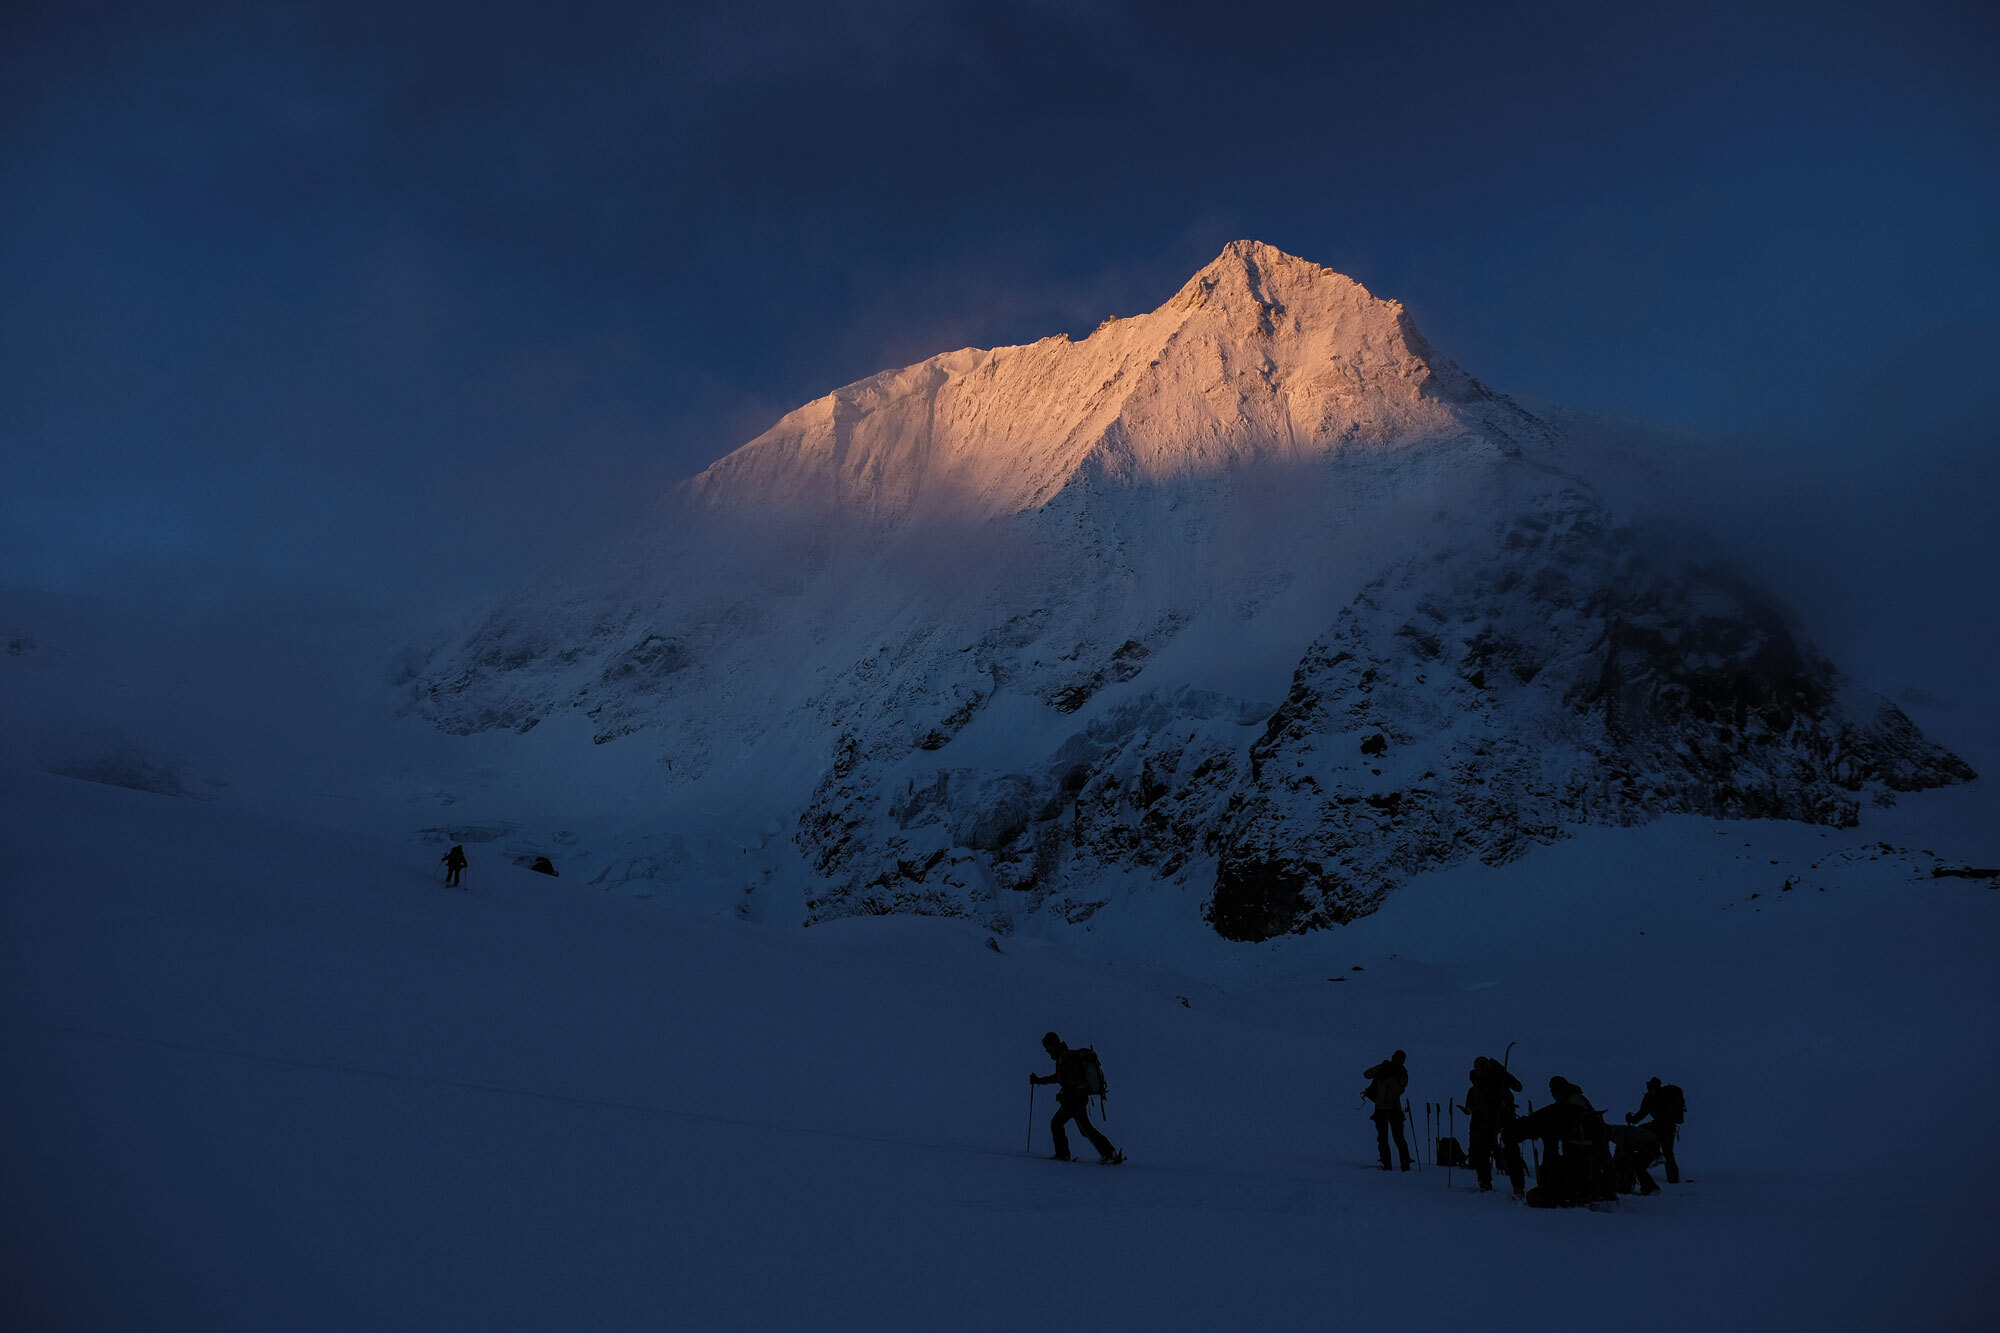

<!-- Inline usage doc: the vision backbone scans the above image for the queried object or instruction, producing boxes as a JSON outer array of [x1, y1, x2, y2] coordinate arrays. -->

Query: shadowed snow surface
[[3, 768, 1996, 1330]]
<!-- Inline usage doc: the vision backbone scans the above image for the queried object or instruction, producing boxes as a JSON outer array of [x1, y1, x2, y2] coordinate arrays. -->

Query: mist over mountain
[[410, 243, 1974, 942]]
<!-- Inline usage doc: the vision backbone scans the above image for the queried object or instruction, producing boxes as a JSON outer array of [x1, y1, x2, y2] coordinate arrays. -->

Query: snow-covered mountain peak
[[1167, 239, 1381, 324], [683, 241, 1520, 526], [413, 242, 1974, 943]]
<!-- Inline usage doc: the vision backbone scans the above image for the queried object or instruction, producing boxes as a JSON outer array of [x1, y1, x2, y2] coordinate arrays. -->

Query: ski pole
[[1027, 1080, 1036, 1155], [1447, 1101, 1455, 1190]]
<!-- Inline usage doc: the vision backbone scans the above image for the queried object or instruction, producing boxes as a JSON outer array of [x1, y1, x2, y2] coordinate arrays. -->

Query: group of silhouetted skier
[[1025, 1033, 1684, 1206], [1362, 1048, 1686, 1207]]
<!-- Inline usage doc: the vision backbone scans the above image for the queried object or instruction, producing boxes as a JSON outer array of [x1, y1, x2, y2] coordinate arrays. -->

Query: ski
[[1036, 1154, 1127, 1166]]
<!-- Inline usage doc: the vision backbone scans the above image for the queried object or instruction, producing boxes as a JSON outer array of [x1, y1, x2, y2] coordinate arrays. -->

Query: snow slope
[[4, 767, 1996, 1330]]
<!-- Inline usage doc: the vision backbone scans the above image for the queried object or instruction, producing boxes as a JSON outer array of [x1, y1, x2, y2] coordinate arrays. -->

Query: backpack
[[1560, 1105, 1605, 1151], [1658, 1084, 1686, 1124], [1436, 1137, 1468, 1168], [1072, 1046, 1108, 1098], [1619, 1125, 1662, 1168], [1364, 1063, 1407, 1111]]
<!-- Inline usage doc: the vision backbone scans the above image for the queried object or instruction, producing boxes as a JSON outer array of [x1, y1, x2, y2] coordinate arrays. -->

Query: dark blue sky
[[3, 0, 1996, 609]]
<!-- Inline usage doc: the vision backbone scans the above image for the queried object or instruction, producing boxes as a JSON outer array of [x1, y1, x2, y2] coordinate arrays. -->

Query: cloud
[[1, 0, 1996, 645]]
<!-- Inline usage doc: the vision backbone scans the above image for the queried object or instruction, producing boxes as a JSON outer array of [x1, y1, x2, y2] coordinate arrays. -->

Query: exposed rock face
[[1206, 490, 1975, 938], [792, 486, 1974, 941], [413, 242, 1976, 939]]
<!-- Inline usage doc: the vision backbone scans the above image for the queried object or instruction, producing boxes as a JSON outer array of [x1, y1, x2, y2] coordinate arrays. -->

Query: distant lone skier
[[1626, 1076, 1685, 1183], [1030, 1032, 1123, 1164], [441, 844, 468, 889], [1362, 1049, 1413, 1171]]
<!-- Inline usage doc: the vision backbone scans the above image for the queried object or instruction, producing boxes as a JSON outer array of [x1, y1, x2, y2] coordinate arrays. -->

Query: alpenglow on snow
[[413, 241, 1975, 940]]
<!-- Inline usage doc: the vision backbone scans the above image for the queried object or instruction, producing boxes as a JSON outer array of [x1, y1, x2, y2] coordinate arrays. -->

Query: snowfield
[[5, 766, 1995, 1330]]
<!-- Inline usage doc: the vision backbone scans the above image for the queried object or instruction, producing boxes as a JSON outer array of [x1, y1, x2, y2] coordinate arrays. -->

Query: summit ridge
[[686, 242, 1526, 524]]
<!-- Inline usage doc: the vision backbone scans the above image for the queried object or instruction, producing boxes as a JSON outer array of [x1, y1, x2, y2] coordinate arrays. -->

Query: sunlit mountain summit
[[414, 243, 1974, 940], [684, 239, 1532, 523]]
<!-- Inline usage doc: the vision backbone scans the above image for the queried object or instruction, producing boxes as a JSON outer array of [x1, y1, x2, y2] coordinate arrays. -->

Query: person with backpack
[[1547, 1075, 1615, 1203], [1508, 1081, 1610, 1207], [1605, 1121, 1663, 1196], [1462, 1055, 1525, 1194], [1361, 1049, 1413, 1171], [1626, 1076, 1685, 1183], [441, 844, 468, 889], [1507, 1101, 1584, 1206], [1030, 1032, 1124, 1164]]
